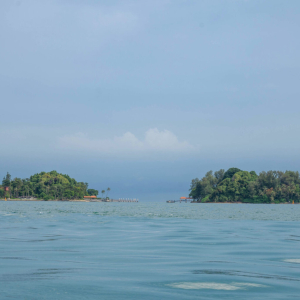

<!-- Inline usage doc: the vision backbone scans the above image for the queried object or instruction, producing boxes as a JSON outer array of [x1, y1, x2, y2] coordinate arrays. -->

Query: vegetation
[[87, 189, 99, 196], [0, 171, 101, 200], [189, 168, 300, 203]]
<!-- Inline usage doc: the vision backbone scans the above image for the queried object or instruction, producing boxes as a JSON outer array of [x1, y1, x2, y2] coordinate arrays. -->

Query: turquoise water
[[1, 202, 300, 299]]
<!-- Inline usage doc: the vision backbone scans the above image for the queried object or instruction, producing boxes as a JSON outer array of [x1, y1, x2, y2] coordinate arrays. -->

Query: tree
[[190, 178, 200, 191], [189, 168, 300, 203], [2, 172, 11, 187], [2, 172, 11, 198], [87, 189, 99, 196], [50, 185, 58, 200], [1, 171, 92, 201], [223, 168, 242, 180], [101, 190, 105, 199], [214, 169, 225, 184], [189, 181, 204, 201], [12, 177, 23, 198], [106, 187, 111, 199], [24, 185, 30, 197], [189, 171, 217, 201]]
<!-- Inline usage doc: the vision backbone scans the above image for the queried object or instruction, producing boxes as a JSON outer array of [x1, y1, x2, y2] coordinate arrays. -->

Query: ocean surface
[[1, 202, 300, 300]]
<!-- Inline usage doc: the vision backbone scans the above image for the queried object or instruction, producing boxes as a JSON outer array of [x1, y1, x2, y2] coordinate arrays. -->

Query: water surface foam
[[284, 259, 300, 264], [167, 282, 266, 290]]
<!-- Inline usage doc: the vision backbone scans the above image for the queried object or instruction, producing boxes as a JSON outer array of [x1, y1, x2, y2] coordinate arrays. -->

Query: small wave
[[167, 282, 241, 290], [284, 259, 300, 264], [166, 282, 267, 290], [192, 269, 300, 281]]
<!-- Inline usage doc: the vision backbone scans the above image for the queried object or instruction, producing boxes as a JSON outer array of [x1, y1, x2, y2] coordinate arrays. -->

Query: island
[[0, 170, 105, 201], [189, 168, 300, 204]]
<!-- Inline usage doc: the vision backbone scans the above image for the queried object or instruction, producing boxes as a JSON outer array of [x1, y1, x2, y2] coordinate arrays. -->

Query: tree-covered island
[[0, 171, 104, 200], [189, 168, 300, 203]]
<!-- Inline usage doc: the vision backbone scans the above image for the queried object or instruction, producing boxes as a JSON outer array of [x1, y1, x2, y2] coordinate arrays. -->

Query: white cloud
[[144, 128, 189, 150], [59, 128, 194, 156]]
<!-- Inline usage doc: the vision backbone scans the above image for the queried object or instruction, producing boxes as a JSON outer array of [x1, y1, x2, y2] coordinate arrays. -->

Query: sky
[[1, 0, 300, 201]]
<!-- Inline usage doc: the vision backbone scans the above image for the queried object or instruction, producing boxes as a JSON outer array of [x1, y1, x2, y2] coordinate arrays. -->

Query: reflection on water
[[0, 202, 300, 299], [0, 268, 78, 282]]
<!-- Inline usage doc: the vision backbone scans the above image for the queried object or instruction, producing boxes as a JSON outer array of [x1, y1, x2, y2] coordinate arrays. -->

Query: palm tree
[[46, 185, 50, 195], [106, 187, 111, 199], [25, 185, 30, 197], [51, 185, 58, 200], [101, 190, 105, 199]]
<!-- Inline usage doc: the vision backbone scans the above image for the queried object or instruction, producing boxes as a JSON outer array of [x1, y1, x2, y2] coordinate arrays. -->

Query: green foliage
[[201, 195, 211, 203], [223, 168, 242, 180], [87, 189, 99, 196], [189, 168, 300, 203], [0, 171, 94, 200], [189, 170, 221, 201], [2, 172, 11, 187]]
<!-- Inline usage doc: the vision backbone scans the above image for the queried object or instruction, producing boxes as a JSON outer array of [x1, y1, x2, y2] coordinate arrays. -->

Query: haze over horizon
[[1, 0, 300, 201]]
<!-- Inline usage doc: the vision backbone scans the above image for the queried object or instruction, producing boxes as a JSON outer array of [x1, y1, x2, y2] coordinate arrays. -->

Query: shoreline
[[0, 199, 138, 203], [190, 201, 297, 204], [1, 199, 297, 204]]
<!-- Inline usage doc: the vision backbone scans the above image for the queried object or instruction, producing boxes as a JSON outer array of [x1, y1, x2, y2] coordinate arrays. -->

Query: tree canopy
[[189, 168, 300, 203], [1, 170, 99, 200], [87, 189, 99, 196]]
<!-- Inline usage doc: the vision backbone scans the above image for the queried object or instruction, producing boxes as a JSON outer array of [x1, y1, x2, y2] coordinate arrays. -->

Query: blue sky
[[1, 0, 300, 201]]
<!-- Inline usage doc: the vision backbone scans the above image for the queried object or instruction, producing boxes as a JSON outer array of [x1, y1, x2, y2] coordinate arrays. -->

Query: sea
[[1, 201, 300, 300]]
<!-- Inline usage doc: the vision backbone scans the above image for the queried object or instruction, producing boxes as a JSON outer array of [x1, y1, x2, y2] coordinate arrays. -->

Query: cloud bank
[[59, 128, 194, 156]]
